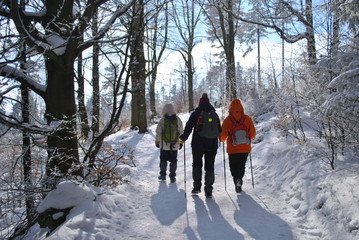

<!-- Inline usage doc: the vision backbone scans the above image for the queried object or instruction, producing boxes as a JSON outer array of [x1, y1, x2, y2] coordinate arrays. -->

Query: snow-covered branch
[[0, 111, 55, 135], [232, 11, 308, 43], [0, 64, 46, 98], [8, 0, 60, 60]]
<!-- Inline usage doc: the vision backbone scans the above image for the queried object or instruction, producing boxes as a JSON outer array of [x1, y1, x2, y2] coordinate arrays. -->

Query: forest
[[0, 0, 358, 239]]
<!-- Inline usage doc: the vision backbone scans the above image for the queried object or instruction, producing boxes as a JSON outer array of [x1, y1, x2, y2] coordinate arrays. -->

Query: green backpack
[[162, 115, 179, 144]]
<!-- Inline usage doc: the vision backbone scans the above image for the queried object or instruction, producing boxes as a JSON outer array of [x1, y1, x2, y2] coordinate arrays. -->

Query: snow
[[22, 110, 358, 240], [44, 34, 67, 56], [37, 182, 97, 213], [0, 65, 46, 93], [24, 10, 47, 18]]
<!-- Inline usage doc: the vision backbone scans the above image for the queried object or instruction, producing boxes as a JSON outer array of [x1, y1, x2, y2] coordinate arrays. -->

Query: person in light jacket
[[155, 104, 183, 183]]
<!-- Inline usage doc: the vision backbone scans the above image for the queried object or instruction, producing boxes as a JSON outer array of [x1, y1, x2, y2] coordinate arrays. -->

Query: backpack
[[162, 115, 179, 144], [229, 114, 251, 146], [196, 110, 220, 139]]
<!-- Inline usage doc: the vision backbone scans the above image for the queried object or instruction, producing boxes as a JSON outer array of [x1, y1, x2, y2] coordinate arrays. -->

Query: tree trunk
[[187, 50, 194, 111], [218, 0, 237, 101], [77, 50, 90, 139], [149, 69, 157, 119], [228, 0, 237, 100], [257, 27, 261, 90], [149, 27, 158, 120], [226, 54, 236, 100], [45, 57, 79, 175], [92, 10, 100, 136], [20, 83, 35, 223], [20, 1, 35, 225], [130, 0, 147, 133], [331, 12, 340, 58], [305, 0, 317, 65], [282, 24, 285, 90], [328, 7, 340, 82]]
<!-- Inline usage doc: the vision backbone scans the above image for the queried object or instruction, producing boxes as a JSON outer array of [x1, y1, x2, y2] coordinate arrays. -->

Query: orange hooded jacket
[[219, 99, 256, 154]]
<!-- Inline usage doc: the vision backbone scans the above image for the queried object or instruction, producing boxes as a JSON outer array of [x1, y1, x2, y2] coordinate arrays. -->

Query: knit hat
[[198, 93, 209, 106]]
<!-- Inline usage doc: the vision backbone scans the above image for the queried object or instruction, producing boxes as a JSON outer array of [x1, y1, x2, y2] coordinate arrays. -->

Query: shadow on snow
[[189, 196, 244, 240], [150, 181, 186, 226], [234, 192, 293, 240]]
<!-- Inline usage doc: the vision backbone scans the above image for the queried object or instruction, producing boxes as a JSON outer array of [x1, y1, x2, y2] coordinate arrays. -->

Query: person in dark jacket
[[179, 93, 221, 197]]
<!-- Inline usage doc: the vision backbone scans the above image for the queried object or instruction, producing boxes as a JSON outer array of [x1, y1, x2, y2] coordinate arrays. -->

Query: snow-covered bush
[[81, 143, 134, 187], [322, 57, 359, 160]]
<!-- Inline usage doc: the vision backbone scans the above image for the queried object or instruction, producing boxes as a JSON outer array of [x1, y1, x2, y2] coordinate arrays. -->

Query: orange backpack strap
[[229, 114, 248, 135]]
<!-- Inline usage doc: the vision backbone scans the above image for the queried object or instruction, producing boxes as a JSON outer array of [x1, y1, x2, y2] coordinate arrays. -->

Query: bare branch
[[78, 0, 136, 53]]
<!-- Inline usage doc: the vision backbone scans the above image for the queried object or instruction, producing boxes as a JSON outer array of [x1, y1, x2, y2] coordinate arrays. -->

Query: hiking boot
[[158, 175, 166, 181], [235, 179, 242, 193], [191, 189, 201, 195], [170, 177, 176, 183]]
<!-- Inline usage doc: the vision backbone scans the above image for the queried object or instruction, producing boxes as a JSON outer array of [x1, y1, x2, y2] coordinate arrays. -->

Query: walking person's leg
[[229, 153, 249, 192], [159, 149, 169, 180], [168, 150, 178, 182], [203, 149, 216, 196], [228, 153, 240, 184], [228, 153, 243, 192], [237, 153, 249, 185], [192, 148, 204, 192]]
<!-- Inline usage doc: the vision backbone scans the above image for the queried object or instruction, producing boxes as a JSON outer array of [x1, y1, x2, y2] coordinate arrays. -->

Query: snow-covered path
[[102, 113, 298, 240], [29, 111, 358, 240]]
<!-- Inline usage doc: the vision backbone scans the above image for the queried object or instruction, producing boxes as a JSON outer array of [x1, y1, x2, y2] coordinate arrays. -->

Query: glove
[[179, 143, 183, 150], [155, 141, 160, 148]]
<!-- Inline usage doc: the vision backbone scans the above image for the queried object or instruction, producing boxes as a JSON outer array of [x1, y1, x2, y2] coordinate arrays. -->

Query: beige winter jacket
[[155, 116, 184, 151]]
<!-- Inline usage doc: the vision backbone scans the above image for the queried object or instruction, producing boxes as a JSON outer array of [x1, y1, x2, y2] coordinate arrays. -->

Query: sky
[[156, 37, 298, 99]]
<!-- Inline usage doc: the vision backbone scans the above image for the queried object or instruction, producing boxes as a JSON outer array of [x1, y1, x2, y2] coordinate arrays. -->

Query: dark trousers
[[192, 148, 217, 193], [228, 153, 249, 185], [159, 149, 178, 178]]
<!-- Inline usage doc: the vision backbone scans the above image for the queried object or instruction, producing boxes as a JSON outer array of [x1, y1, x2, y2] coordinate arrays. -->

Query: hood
[[162, 104, 176, 116], [229, 99, 244, 120]]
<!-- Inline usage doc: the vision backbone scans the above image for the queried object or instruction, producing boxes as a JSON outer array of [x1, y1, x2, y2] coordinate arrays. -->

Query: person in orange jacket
[[219, 99, 256, 193]]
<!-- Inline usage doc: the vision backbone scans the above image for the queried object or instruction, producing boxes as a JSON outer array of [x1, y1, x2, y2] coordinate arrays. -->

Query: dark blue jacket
[[180, 102, 221, 151]]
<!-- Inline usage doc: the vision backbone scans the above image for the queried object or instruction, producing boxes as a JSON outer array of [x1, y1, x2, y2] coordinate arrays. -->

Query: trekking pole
[[183, 142, 187, 199], [250, 152, 254, 188], [223, 142, 227, 191]]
